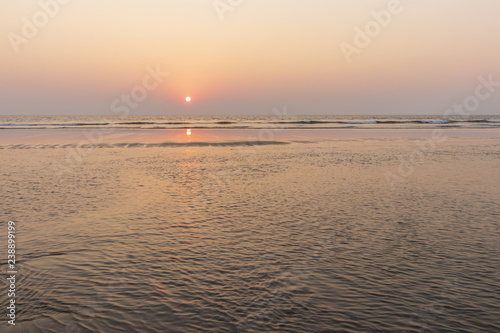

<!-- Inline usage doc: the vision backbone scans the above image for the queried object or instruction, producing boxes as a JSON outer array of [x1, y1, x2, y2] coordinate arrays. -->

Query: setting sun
[[2, 1, 499, 332]]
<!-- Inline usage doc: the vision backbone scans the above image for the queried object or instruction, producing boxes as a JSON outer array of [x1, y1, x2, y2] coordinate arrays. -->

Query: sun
[[185, 96, 191, 102]]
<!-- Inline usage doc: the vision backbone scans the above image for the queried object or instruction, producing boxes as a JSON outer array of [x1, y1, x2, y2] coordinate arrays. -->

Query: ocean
[[0, 115, 499, 332], [0, 115, 500, 130]]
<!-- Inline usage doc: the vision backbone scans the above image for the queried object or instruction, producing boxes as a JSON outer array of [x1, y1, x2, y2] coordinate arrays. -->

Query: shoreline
[[1, 128, 499, 145]]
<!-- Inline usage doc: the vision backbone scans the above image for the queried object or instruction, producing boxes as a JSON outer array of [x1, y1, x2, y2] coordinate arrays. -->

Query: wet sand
[[1, 128, 499, 332]]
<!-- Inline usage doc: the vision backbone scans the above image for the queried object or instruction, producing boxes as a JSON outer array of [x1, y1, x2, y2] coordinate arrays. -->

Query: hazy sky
[[1, 0, 500, 115]]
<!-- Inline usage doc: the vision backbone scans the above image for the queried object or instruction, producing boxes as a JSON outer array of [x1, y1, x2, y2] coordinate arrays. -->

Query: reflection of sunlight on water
[[2, 138, 499, 332], [186, 129, 191, 136]]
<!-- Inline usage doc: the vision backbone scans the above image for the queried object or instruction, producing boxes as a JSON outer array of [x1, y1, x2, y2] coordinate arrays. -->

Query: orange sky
[[1, 0, 499, 115]]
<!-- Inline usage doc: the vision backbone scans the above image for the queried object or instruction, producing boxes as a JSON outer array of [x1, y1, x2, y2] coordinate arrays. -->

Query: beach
[[1, 124, 499, 332], [3, 0, 500, 330]]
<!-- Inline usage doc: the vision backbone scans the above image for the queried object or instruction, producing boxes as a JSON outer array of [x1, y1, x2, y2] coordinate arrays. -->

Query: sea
[[0, 115, 499, 130], [0, 115, 499, 332]]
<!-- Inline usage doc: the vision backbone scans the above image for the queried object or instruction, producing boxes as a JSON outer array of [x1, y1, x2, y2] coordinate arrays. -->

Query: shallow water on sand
[[1, 132, 499, 332]]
